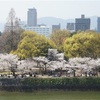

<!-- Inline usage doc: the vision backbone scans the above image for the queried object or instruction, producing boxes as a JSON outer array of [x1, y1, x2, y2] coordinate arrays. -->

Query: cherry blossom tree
[[68, 57, 100, 77], [0, 54, 19, 76]]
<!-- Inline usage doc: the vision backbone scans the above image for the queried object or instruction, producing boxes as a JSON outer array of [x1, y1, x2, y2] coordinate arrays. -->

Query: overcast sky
[[0, 0, 100, 23]]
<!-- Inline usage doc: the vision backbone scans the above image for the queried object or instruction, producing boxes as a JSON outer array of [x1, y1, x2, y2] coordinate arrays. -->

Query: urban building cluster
[[20, 7, 60, 37], [67, 15, 90, 32], [20, 7, 100, 37], [67, 15, 100, 33]]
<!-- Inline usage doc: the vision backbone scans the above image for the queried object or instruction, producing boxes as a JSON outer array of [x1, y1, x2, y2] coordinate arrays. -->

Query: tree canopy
[[63, 31, 100, 59], [50, 30, 70, 51], [12, 31, 56, 59]]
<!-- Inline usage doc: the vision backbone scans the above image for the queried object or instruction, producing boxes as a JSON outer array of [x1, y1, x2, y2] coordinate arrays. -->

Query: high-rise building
[[21, 8, 52, 37], [27, 8, 37, 26], [52, 24, 60, 32], [75, 15, 90, 31], [97, 17, 100, 32]]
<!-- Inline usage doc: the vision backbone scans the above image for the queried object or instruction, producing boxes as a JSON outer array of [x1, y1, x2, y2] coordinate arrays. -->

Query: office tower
[[52, 24, 60, 32], [27, 8, 37, 26], [75, 15, 90, 31], [97, 17, 100, 32]]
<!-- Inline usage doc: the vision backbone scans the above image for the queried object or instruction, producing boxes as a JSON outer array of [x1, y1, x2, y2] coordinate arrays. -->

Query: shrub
[[0, 77, 100, 91]]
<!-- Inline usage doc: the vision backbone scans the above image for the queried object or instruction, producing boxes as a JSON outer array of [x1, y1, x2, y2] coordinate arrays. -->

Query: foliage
[[50, 30, 70, 51], [12, 31, 56, 59], [0, 54, 19, 76], [0, 8, 24, 53], [0, 53, 100, 74], [68, 57, 100, 69], [63, 31, 100, 59], [1, 77, 100, 91], [70, 31, 77, 36]]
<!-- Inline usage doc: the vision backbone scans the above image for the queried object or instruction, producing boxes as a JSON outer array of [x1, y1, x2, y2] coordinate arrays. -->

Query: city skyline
[[0, 0, 100, 23]]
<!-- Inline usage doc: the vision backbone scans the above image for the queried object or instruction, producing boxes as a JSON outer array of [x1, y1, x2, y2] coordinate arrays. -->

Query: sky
[[0, 0, 100, 23]]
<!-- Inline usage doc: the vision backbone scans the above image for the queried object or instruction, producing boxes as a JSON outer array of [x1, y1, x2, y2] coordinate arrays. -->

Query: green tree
[[50, 30, 70, 51], [12, 31, 56, 59], [63, 31, 100, 59]]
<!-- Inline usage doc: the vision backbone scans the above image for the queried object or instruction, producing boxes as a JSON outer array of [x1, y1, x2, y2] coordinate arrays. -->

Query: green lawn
[[0, 91, 100, 100]]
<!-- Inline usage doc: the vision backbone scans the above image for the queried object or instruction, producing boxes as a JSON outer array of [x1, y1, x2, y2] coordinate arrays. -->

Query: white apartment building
[[22, 25, 52, 37]]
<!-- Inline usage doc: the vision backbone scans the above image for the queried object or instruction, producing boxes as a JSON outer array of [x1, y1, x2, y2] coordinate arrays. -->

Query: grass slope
[[0, 91, 100, 100]]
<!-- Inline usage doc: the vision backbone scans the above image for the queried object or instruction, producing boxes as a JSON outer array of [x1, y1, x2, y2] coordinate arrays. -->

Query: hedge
[[0, 77, 100, 91]]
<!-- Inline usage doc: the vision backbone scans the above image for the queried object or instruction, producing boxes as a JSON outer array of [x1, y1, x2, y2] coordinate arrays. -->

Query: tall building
[[97, 17, 100, 32], [75, 15, 90, 31], [52, 24, 60, 32], [20, 8, 52, 37], [67, 23, 75, 32], [27, 8, 37, 26]]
